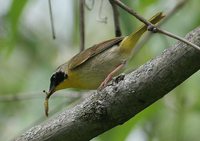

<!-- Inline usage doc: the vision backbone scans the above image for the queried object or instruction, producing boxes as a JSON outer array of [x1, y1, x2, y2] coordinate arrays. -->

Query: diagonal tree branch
[[15, 27, 200, 141]]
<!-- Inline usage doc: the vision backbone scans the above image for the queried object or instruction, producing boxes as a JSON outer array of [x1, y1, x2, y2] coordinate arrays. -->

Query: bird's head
[[43, 68, 70, 116], [47, 71, 68, 96]]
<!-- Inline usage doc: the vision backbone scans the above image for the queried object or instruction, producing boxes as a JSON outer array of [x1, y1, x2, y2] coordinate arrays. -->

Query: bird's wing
[[68, 37, 124, 70]]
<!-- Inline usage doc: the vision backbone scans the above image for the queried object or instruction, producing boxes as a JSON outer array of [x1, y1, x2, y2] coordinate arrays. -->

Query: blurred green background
[[0, 0, 200, 141]]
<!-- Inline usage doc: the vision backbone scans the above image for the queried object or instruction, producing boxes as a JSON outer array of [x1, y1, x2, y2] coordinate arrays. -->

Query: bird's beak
[[47, 85, 56, 99]]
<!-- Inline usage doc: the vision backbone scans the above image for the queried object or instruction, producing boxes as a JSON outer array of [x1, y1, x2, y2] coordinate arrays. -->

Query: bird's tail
[[119, 12, 165, 53]]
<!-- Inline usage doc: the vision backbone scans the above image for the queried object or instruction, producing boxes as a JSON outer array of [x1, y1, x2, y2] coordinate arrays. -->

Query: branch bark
[[15, 27, 200, 141]]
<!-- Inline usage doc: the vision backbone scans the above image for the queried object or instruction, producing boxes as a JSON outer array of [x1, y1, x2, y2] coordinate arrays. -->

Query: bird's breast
[[68, 45, 129, 89]]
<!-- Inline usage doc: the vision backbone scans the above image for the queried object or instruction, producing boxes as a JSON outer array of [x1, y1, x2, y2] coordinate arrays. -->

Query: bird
[[43, 12, 165, 116]]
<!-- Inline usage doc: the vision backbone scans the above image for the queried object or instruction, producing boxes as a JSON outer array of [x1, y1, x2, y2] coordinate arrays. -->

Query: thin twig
[[158, 0, 189, 26], [114, 0, 153, 27], [114, 0, 200, 51], [48, 0, 56, 39], [79, 0, 85, 52], [97, 0, 107, 23], [131, 0, 189, 57], [0, 92, 81, 102], [109, 0, 121, 37], [157, 28, 200, 51]]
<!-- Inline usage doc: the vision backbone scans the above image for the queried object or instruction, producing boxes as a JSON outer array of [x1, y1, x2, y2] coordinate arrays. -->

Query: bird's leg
[[98, 62, 125, 90]]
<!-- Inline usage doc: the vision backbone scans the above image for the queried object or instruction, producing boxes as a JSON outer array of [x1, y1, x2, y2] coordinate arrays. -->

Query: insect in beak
[[43, 87, 55, 117]]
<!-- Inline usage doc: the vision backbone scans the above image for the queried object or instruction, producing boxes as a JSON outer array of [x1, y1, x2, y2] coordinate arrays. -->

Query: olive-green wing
[[68, 37, 124, 70]]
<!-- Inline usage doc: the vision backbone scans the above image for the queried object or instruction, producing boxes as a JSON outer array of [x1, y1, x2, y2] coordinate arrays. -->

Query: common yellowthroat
[[44, 12, 165, 116]]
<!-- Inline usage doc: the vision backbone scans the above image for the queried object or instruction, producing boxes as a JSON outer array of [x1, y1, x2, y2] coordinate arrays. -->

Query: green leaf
[[8, 0, 27, 33], [7, 0, 28, 49]]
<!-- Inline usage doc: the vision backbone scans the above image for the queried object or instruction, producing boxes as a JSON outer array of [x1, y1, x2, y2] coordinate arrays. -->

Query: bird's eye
[[50, 74, 56, 81], [64, 74, 68, 79]]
